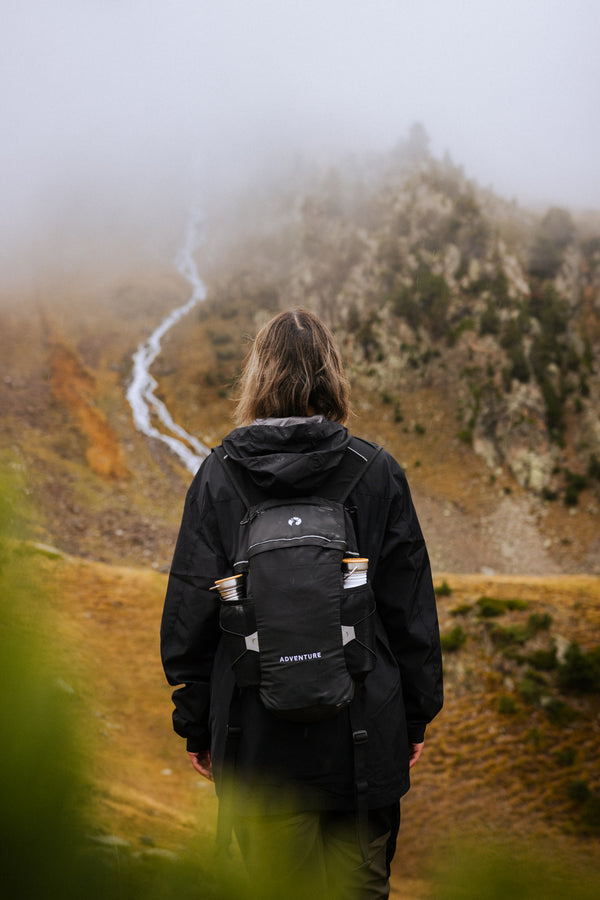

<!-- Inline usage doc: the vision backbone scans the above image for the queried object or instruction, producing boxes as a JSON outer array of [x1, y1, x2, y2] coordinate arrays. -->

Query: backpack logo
[[288, 516, 302, 526]]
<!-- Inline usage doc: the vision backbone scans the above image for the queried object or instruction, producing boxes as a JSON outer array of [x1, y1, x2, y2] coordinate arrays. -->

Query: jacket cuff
[[407, 725, 426, 744], [186, 737, 209, 753]]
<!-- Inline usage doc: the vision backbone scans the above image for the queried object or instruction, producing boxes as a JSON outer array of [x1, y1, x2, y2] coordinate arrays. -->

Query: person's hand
[[187, 749, 213, 781], [408, 741, 424, 769]]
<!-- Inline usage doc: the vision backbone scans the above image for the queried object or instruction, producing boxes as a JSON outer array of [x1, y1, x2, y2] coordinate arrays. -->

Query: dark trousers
[[233, 803, 400, 900]]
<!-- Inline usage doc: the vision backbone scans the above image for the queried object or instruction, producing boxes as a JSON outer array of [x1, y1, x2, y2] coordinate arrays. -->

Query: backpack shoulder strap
[[320, 437, 382, 504], [212, 445, 259, 509]]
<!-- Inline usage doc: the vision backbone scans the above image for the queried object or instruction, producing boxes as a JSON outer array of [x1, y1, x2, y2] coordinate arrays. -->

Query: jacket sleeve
[[160, 459, 228, 752], [371, 457, 443, 744]]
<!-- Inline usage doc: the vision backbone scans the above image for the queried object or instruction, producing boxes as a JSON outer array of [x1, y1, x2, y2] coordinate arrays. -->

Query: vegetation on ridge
[[201, 129, 600, 508]]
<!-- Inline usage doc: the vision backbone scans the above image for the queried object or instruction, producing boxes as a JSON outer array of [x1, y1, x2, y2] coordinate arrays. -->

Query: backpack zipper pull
[[241, 508, 260, 526]]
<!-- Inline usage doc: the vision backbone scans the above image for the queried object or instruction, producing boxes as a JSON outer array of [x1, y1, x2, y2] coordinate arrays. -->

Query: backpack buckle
[[352, 729, 368, 745], [227, 725, 242, 738]]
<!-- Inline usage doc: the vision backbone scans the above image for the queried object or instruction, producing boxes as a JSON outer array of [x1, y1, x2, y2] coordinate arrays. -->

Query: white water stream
[[126, 206, 211, 474]]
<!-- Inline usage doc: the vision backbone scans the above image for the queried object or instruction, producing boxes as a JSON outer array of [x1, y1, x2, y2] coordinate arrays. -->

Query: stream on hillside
[[126, 206, 210, 474]]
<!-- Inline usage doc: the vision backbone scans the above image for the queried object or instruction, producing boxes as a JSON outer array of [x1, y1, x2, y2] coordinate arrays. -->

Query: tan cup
[[342, 558, 368, 587], [211, 573, 244, 602]]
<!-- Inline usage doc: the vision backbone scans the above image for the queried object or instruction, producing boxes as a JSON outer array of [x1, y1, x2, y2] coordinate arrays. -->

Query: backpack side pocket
[[340, 583, 377, 681], [219, 597, 261, 688]]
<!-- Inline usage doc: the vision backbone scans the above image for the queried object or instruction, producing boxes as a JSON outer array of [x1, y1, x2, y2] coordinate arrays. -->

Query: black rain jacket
[[160, 416, 443, 813]]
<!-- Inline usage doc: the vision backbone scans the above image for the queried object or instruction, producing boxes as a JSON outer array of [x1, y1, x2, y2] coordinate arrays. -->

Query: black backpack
[[213, 436, 382, 723]]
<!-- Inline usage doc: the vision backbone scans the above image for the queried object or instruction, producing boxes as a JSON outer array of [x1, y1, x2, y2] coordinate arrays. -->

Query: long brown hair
[[235, 309, 351, 425]]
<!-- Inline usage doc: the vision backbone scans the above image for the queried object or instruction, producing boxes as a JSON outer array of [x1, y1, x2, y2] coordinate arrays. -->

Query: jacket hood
[[221, 416, 350, 495]]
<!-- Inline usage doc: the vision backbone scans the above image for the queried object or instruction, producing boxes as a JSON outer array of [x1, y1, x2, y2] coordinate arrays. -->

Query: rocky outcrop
[[206, 140, 600, 502]]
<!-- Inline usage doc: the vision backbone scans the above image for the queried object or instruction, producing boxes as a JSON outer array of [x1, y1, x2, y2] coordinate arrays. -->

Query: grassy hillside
[[2, 139, 600, 897], [2, 288, 600, 895], [5, 539, 598, 899]]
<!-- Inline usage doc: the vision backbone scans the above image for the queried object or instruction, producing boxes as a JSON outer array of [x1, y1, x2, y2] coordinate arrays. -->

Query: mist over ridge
[[2, 1, 598, 286]]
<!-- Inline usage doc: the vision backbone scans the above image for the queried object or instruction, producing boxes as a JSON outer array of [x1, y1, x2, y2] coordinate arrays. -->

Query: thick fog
[[2, 0, 598, 283]]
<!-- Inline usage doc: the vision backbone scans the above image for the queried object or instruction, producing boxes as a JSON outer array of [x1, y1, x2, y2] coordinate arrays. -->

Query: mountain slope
[[2, 142, 599, 574], [12, 542, 599, 894]]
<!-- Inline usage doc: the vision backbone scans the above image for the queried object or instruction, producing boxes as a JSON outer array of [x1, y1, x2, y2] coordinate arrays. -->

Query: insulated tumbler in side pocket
[[213, 575, 260, 687]]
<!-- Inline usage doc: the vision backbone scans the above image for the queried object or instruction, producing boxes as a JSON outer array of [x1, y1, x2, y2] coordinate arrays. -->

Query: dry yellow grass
[[19, 543, 599, 896], [399, 572, 600, 884]]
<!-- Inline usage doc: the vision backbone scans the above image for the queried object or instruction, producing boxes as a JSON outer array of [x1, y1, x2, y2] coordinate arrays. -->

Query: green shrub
[[544, 698, 577, 725], [497, 695, 518, 715], [518, 669, 548, 705], [508, 345, 530, 383], [477, 596, 508, 618], [542, 378, 566, 446], [564, 483, 581, 506], [346, 302, 361, 333], [588, 453, 600, 481], [564, 470, 588, 497], [392, 287, 422, 329], [441, 625, 468, 653], [450, 604, 473, 617], [528, 647, 558, 671], [541, 487, 559, 501], [531, 282, 569, 334], [449, 317, 476, 344], [479, 302, 500, 336], [216, 348, 237, 361], [355, 316, 381, 361], [557, 643, 600, 693], [505, 598, 529, 611], [489, 624, 530, 647], [527, 612, 553, 635], [435, 580, 453, 597], [207, 330, 233, 345], [499, 316, 523, 352], [567, 779, 591, 804], [525, 726, 544, 749], [414, 264, 450, 339], [553, 747, 576, 766], [477, 597, 527, 617]]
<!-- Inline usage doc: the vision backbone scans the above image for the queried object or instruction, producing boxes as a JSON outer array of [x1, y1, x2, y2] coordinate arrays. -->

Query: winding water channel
[[126, 207, 210, 474]]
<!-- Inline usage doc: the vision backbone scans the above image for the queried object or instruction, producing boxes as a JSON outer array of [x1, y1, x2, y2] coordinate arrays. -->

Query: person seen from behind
[[160, 309, 443, 899]]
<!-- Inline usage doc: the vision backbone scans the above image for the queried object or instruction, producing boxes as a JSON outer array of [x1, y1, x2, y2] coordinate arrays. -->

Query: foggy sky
[[2, 0, 599, 281]]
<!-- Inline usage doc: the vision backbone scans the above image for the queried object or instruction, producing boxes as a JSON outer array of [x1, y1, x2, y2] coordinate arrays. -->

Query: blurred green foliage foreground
[[1, 472, 600, 900]]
